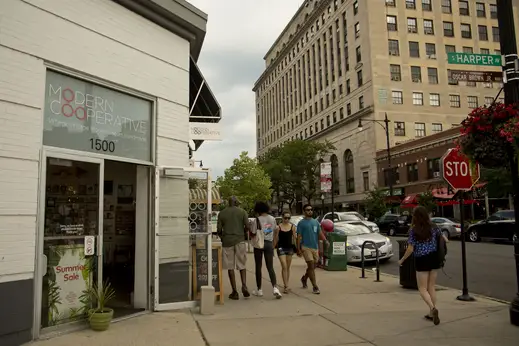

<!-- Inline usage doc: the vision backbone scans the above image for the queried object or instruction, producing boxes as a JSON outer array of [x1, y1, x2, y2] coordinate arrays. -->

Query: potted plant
[[88, 280, 116, 331]]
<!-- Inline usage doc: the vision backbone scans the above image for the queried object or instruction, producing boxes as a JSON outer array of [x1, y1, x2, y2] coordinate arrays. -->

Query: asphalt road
[[362, 236, 518, 302]]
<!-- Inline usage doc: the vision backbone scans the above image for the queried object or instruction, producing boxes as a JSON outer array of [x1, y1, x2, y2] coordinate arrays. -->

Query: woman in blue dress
[[398, 206, 448, 325]]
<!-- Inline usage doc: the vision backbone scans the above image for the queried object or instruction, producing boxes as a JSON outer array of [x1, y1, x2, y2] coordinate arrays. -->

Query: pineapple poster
[[47, 244, 93, 326]]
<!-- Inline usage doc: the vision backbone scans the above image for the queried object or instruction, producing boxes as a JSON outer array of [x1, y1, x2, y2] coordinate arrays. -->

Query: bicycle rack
[[360, 240, 382, 282]]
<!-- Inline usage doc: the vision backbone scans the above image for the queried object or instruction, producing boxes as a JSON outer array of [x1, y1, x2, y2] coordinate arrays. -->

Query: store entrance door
[[37, 152, 104, 332]]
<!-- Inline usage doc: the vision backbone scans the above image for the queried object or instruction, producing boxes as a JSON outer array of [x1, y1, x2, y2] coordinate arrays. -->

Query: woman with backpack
[[250, 201, 282, 299], [273, 211, 297, 294], [398, 206, 448, 325]]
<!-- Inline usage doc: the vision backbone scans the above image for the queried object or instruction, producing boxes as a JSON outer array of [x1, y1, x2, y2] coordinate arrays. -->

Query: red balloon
[[321, 219, 334, 232]]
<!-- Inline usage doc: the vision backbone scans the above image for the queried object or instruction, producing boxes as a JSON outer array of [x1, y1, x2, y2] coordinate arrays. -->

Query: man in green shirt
[[217, 196, 250, 300]]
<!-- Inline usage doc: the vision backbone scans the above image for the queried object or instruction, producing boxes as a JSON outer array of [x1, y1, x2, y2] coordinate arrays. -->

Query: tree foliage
[[481, 167, 513, 198], [418, 191, 436, 213], [188, 178, 207, 190], [259, 140, 336, 210], [216, 151, 272, 214], [364, 187, 387, 220]]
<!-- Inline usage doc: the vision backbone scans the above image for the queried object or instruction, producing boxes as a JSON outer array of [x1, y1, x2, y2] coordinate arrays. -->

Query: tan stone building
[[253, 0, 519, 209]]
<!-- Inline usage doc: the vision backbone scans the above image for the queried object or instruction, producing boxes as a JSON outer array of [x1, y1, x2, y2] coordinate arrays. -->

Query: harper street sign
[[447, 52, 502, 67], [449, 70, 503, 83]]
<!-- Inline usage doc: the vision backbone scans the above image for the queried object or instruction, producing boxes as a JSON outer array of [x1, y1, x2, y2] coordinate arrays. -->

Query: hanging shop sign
[[320, 162, 332, 193], [189, 122, 222, 141], [43, 71, 152, 161], [47, 244, 93, 326]]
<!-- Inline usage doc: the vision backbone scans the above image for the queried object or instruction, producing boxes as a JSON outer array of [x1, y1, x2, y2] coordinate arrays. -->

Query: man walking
[[296, 204, 329, 294], [217, 196, 250, 300]]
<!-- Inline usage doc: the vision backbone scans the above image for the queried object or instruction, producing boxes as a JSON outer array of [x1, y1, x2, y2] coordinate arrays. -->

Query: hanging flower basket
[[458, 102, 519, 169]]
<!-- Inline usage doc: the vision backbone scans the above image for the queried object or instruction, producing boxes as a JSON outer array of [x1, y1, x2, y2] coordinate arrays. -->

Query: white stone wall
[[0, 0, 191, 281]]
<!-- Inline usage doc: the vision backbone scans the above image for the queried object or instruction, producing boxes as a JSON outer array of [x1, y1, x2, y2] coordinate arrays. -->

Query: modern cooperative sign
[[189, 122, 222, 141], [43, 71, 152, 161]]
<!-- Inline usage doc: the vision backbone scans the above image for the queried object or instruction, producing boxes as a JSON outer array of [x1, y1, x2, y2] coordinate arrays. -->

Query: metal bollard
[[360, 240, 382, 282]]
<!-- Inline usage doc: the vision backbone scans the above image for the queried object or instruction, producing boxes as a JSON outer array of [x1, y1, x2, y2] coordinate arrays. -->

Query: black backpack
[[436, 229, 448, 268]]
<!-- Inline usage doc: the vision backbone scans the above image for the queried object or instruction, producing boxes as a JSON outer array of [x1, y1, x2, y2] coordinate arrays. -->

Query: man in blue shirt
[[297, 204, 328, 294]]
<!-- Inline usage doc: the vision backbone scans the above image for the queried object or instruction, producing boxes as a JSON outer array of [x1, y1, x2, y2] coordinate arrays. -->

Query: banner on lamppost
[[320, 162, 332, 193]]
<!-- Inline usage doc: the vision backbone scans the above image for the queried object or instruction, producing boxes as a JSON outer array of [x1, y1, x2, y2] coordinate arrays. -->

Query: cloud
[[187, 0, 304, 177]]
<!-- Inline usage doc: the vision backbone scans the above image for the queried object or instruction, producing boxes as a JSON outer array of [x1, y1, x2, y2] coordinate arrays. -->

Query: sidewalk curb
[[345, 265, 511, 306]]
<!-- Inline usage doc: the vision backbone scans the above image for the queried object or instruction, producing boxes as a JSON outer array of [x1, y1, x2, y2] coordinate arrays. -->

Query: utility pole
[[496, 0, 519, 326]]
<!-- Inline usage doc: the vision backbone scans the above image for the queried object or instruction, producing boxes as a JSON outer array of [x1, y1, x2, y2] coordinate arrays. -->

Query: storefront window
[[43, 71, 152, 162]]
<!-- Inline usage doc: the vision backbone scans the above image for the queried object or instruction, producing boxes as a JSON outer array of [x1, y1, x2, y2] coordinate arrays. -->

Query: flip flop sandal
[[283, 287, 289, 294]]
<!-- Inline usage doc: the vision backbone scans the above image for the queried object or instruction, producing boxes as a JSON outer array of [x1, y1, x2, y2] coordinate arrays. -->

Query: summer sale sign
[[47, 244, 93, 326]]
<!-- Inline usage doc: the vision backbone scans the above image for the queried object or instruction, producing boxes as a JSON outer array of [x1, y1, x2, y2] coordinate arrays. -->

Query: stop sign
[[440, 148, 480, 191]]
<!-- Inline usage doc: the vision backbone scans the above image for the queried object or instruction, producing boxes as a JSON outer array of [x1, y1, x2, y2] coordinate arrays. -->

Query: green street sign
[[447, 52, 502, 67]]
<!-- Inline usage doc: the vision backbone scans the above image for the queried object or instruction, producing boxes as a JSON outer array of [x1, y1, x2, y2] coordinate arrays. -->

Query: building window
[[332, 111, 337, 123], [406, 0, 416, 9], [356, 46, 362, 62], [409, 41, 420, 57], [415, 122, 426, 137], [422, 0, 432, 11], [428, 67, 438, 84], [363, 171, 370, 191], [384, 167, 399, 186], [357, 70, 363, 86], [481, 48, 490, 54], [492, 27, 500, 42], [413, 92, 423, 105], [359, 95, 364, 109], [407, 163, 419, 182], [327, 115, 331, 126], [353, 0, 359, 15], [355, 22, 360, 38], [340, 107, 344, 119], [468, 96, 479, 108], [485, 97, 494, 106], [425, 43, 436, 58], [346, 79, 351, 94], [387, 15, 397, 31], [393, 91, 404, 104], [443, 21, 454, 37], [388, 39, 400, 56], [476, 2, 486, 17], [411, 66, 422, 82], [432, 123, 443, 133], [429, 93, 440, 106], [344, 150, 355, 193], [347, 103, 352, 115], [427, 158, 440, 179], [461, 23, 472, 39], [490, 4, 498, 19], [478, 25, 488, 41], [424, 19, 434, 35], [386, 0, 396, 6], [459, 0, 469, 15], [407, 18, 418, 33], [450, 94, 461, 108], [447, 69, 458, 85], [442, 0, 452, 13], [394, 121, 405, 136], [445, 45, 456, 54], [390, 64, 402, 81]]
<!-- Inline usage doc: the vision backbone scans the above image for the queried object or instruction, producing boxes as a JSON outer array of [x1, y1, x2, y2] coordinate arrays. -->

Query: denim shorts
[[276, 247, 294, 256]]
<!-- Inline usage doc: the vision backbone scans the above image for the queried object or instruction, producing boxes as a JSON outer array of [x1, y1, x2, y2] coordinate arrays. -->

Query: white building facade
[[0, 0, 220, 344]]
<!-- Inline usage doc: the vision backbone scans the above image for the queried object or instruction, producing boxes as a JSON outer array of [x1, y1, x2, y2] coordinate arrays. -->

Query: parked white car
[[333, 222, 393, 263], [320, 212, 380, 233]]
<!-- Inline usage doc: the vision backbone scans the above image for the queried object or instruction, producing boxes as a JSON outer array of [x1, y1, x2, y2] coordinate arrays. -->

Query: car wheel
[[441, 229, 450, 239], [468, 229, 480, 242], [388, 227, 396, 236]]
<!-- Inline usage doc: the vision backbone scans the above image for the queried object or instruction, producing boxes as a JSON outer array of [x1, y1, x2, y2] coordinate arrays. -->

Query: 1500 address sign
[[89, 138, 115, 153]]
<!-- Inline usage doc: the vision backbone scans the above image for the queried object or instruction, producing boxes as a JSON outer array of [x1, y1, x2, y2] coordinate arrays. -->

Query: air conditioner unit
[[427, 54, 437, 59], [412, 78, 422, 83], [389, 50, 398, 56], [433, 171, 440, 178], [391, 76, 401, 81], [408, 27, 417, 33], [395, 180, 400, 184]]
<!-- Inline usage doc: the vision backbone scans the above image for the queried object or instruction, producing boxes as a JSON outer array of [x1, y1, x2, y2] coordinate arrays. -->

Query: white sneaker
[[252, 289, 263, 297], [273, 286, 282, 299]]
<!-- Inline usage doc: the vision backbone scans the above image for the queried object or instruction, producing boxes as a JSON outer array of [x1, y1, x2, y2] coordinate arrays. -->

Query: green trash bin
[[324, 232, 348, 271]]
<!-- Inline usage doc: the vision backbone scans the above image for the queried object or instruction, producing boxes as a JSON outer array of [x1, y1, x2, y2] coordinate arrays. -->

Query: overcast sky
[[187, 0, 304, 177]]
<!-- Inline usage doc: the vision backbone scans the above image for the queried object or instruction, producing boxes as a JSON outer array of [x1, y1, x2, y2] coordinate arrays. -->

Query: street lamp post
[[358, 113, 394, 212], [496, 0, 519, 326]]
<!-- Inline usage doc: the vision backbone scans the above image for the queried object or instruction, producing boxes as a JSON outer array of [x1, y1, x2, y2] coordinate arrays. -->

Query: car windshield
[[498, 210, 515, 219], [337, 213, 362, 221], [334, 223, 372, 236], [290, 216, 304, 225], [398, 215, 408, 222], [344, 212, 366, 221]]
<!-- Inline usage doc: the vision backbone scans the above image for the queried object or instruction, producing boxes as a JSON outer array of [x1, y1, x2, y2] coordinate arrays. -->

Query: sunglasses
[[283, 217, 291, 220], [304, 208, 313, 212]]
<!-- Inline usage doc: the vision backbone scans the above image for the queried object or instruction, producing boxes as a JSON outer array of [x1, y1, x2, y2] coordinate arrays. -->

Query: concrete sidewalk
[[30, 254, 519, 346]]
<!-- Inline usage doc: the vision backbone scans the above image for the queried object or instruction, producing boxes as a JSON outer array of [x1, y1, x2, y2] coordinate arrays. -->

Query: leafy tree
[[216, 151, 272, 214], [481, 167, 512, 198], [188, 178, 207, 190], [260, 140, 335, 210], [418, 191, 436, 213], [364, 187, 387, 220]]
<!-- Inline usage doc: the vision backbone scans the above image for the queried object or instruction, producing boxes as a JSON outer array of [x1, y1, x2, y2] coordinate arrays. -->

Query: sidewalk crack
[[319, 314, 376, 345]]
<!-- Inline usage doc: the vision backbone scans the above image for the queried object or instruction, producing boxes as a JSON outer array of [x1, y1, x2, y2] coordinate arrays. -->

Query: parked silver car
[[290, 215, 305, 226], [431, 217, 462, 239], [321, 212, 380, 233], [333, 222, 393, 263]]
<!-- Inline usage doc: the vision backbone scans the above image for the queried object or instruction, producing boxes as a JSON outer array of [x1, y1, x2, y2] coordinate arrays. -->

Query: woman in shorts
[[273, 211, 296, 294]]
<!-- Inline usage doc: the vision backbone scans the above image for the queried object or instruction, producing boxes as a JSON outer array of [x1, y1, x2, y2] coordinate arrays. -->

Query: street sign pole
[[441, 148, 480, 302]]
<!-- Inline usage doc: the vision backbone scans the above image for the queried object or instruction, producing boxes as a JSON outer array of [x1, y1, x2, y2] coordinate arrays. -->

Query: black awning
[[189, 56, 221, 150]]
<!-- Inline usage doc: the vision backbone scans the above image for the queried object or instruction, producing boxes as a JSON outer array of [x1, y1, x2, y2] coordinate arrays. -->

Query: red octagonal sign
[[440, 148, 480, 191]]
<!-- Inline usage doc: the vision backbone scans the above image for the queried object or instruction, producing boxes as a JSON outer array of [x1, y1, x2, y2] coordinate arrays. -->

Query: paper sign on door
[[84, 236, 95, 256]]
